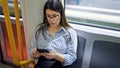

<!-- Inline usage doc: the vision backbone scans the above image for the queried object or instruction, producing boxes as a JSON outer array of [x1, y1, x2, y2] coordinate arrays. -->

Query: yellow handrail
[[1, 0, 35, 67], [13, 0, 25, 67], [14, 0, 23, 63], [1, 0, 19, 64], [0, 0, 2, 4]]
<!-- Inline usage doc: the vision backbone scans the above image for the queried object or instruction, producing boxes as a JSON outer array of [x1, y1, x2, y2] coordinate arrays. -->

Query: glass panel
[[66, 0, 120, 10], [0, 0, 22, 18], [65, 0, 120, 30]]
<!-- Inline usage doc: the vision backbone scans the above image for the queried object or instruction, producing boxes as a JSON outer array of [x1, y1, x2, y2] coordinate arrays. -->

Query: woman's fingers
[[32, 48, 41, 58], [33, 48, 37, 53], [42, 52, 56, 59]]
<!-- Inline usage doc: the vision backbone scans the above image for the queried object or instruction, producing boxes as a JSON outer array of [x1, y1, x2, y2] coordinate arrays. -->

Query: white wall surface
[[20, 0, 47, 58]]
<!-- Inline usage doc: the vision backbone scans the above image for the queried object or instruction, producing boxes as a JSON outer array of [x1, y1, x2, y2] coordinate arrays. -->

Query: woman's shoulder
[[67, 27, 77, 33]]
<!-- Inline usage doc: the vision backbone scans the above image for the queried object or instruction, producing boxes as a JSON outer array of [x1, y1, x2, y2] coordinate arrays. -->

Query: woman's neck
[[48, 25, 61, 36]]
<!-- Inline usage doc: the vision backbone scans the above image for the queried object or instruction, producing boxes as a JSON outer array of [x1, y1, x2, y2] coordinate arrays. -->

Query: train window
[[65, 0, 120, 30], [0, 0, 22, 18]]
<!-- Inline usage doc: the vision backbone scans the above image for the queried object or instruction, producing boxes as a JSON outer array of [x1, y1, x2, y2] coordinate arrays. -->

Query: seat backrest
[[89, 40, 120, 68], [67, 30, 86, 68]]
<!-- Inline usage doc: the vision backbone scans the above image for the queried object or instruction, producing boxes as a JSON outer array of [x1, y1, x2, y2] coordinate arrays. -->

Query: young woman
[[29, 0, 77, 68]]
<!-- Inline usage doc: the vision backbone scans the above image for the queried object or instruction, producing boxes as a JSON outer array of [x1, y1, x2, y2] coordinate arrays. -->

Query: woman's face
[[46, 9, 61, 28]]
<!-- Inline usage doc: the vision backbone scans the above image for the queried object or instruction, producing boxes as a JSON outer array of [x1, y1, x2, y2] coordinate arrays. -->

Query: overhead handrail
[[0, 0, 35, 68]]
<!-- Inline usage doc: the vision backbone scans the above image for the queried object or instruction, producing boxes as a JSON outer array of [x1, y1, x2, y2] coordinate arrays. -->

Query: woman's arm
[[62, 28, 77, 66]]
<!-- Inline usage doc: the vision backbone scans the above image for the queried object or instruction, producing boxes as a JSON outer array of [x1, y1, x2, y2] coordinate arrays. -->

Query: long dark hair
[[35, 0, 71, 39]]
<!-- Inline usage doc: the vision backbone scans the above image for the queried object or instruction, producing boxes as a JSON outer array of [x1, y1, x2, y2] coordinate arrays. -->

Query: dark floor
[[0, 62, 14, 68]]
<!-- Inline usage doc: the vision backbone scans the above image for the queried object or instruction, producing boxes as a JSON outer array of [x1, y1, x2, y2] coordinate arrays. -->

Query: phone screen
[[37, 49, 49, 53]]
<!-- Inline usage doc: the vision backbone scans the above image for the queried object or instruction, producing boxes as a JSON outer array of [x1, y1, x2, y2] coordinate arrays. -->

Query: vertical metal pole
[[1, 0, 35, 67], [1, 0, 19, 64], [0, 0, 2, 4], [13, 0, 24, 68]]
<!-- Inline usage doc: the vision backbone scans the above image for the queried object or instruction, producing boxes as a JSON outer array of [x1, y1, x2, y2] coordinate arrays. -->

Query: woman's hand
[[42, 52, 56, 60], [42, 52, 65, 63], [32, 48, 42, 58]]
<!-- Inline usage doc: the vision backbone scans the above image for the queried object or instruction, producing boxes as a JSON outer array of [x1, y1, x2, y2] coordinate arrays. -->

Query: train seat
[[67, 30, 86, 68]]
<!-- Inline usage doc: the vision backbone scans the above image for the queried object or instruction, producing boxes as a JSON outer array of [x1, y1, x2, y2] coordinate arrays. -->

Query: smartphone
[[37, 49, 50, 53]]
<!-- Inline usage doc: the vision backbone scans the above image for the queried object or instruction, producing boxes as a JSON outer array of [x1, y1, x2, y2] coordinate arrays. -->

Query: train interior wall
[[0, 17, 120, 68]]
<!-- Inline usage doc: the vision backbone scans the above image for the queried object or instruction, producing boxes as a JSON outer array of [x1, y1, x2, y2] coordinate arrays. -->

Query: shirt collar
[[59, 26, 67, 33], [45, 26, 68, 34]]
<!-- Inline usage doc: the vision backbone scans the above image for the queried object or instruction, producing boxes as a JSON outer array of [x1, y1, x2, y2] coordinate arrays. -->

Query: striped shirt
[[29, 26, 77, 66]]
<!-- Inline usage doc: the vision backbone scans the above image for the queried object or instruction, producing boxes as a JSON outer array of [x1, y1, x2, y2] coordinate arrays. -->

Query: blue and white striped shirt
[[29, 26, 77, 66]]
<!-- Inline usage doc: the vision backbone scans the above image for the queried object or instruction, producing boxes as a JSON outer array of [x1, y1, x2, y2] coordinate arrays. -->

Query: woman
[[29, 0, 77, 68]]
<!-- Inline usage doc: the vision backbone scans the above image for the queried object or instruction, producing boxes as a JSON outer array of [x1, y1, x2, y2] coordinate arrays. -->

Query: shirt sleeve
[[29, 34, 37, 58], [63, 28, 78, 66], [29, 25, 40, 58]]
